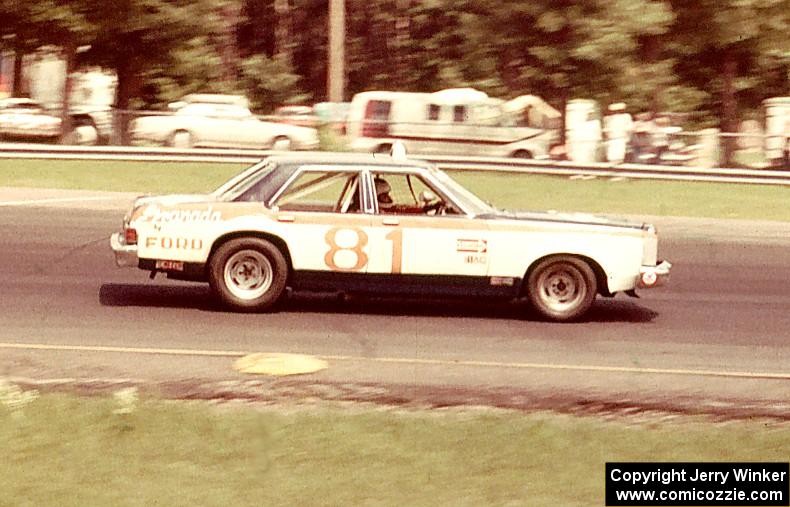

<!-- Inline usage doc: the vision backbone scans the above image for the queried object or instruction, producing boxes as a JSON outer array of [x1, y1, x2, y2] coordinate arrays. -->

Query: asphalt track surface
[[1, 189, 789, 418]]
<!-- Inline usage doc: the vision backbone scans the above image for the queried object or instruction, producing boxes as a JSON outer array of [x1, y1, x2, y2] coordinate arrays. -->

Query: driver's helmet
[[375, 177, 394, 209]]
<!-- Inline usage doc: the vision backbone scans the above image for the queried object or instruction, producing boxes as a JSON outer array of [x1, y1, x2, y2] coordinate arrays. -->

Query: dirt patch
[[8, 376, 789, 424]]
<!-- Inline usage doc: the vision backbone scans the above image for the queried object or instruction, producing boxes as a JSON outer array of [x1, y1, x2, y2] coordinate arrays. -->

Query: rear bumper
[[110, 233, 138, 268], [637, 260, 671, 288]]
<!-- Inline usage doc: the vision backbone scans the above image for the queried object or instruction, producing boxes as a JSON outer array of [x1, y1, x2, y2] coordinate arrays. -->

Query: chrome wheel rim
[[224, 250, 273, 301], [536, 263, 586, 313]]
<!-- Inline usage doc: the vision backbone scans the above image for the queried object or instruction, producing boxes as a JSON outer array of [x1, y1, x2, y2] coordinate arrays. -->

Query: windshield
[[177, 103, 253, 119], [430, 168, 495, 216], [212, 160, 274, 200]]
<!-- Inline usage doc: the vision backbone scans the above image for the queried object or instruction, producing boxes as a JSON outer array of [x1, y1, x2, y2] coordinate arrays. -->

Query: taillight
[[124, 228, 138, 245]]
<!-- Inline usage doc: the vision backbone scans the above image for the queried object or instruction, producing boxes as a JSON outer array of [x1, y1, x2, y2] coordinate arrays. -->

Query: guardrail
[[1, 142, 789, 186]]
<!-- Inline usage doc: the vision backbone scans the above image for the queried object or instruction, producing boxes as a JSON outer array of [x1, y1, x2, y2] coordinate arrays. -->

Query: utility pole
[[274, 0, 292, 65], [220, 2, 241, 85], [395, 0, 410, 87], [327, 0, 345, 102]]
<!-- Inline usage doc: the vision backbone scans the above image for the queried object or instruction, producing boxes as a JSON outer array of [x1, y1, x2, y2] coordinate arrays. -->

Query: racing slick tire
[[526, 255, 597, 322], [209, 238, 289, 312]]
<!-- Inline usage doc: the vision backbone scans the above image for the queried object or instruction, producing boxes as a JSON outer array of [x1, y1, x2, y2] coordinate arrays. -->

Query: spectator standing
[[631, 112, 654, 163], [652, 116, 672, 162], [603, 103, 633, 164]]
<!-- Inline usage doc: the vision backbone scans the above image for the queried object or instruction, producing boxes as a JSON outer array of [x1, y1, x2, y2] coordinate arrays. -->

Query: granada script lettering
[[141, 205, 222, 224]]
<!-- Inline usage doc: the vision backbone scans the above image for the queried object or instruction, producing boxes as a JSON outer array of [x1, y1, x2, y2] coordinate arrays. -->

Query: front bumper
[[110, 233, 138, 268], [637, 260, 671, 288]]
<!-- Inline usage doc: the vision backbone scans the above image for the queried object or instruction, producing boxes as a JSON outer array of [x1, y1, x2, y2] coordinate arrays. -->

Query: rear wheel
[[374, 143, 392, 154], [526, 256, 597, 322], [512, 150, 533, 159], [208, 238, 288, 312]]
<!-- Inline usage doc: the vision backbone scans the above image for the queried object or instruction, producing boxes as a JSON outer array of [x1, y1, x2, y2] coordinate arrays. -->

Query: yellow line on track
[[2, 342, 789, 380]]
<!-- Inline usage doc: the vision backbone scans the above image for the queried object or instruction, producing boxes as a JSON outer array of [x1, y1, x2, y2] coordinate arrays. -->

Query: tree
[[0, 0, 44, 96], [423, 0, 674, 143], [668, 0, 790, 163], [0, 1, 96, 139], [79, 0, 222, 142], [29, 1, 95, 141]]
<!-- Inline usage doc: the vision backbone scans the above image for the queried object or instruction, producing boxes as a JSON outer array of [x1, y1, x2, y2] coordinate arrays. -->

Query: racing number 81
[[324, 227, 402, 273]]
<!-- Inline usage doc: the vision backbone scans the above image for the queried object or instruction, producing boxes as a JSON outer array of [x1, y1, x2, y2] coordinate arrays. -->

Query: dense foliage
[[2, 0, 788, 130]]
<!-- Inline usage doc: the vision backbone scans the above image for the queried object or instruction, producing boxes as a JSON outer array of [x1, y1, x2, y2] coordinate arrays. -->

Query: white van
[[764, 97, 790, 167], [346, 88, 560, 158]]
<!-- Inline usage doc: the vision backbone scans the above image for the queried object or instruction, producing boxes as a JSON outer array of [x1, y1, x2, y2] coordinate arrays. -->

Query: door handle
[[382, 218, 400, 226], [277, 215, 295, 223]]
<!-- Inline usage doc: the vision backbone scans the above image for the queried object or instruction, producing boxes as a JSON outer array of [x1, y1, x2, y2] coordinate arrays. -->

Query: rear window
[[362, 100, 391, 137]]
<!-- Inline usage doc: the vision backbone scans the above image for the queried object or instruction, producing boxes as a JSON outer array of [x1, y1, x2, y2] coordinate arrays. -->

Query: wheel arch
[[521, 253, 611, 297], [374, 143, 393, 154], [169, 128, 194, 145], [511, 149, 533, 159], [69, 113, 96, 128]]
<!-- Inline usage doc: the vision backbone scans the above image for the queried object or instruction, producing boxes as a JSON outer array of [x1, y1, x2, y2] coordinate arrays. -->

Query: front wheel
[[526, 256, 597, 322], [208, 238, 288, 312]]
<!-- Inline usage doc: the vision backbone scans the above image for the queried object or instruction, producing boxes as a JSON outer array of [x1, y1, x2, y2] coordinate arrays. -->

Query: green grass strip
[[1, 394, 788, 506], [450, 171, 790, 221], [0, 159, 246, 194], [2, 158, 789, 221]]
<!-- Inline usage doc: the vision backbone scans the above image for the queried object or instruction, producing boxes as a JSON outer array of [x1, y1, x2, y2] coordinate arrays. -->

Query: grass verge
[[1, 393, 788, 507], [0, 159, 246, 194], [449, 171, 790, 221], [2, 158, 790, 220]]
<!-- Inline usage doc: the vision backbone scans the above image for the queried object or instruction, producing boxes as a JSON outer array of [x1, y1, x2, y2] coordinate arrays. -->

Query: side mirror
[[419, 190, 437, 204]]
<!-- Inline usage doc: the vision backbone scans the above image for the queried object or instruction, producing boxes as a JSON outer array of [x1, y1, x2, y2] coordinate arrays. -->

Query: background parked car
[[130, 102, 320, 150], [0, 98, 61, 142], [273, 105, 320, 128], [167, 93, 250, 111]]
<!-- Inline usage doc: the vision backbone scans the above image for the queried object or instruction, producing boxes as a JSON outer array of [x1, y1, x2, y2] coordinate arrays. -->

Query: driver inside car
[[375, 177, 395, 212]]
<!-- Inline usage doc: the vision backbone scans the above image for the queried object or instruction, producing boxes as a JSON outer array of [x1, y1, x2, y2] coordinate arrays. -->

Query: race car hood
[[488, 209, 649, 231]]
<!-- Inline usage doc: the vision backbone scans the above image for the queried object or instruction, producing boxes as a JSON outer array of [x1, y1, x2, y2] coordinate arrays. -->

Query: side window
[[273, 170, 362, 213], [427, 104, 440, 121], [372, 172, 460, 216], [453, 105, 467, 123]]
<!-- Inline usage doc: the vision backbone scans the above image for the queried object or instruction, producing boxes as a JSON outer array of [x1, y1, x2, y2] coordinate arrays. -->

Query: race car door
[[268, 165, 374, 287], [365, 169, 496, 296]]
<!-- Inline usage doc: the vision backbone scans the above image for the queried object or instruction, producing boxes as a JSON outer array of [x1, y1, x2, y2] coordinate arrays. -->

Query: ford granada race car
[[110, 152, 670, 321]]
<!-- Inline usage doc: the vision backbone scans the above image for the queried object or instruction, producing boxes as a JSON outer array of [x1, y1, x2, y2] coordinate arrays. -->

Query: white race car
[[111, 152, 670, 321]]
